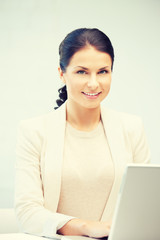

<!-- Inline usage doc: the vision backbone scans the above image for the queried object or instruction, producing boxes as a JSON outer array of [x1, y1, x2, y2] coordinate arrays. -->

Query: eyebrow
[[74, 66, 110, 70]]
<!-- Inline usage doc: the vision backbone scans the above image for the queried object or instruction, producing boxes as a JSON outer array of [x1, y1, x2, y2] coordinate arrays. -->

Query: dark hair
[[54, 28, 114, 110]]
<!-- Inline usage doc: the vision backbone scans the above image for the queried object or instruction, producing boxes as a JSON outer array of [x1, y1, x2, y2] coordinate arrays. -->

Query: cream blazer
[[15, 101, 150, 238]]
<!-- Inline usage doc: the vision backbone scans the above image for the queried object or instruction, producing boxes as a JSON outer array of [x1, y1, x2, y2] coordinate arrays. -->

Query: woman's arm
[[15, 120, 75, 238], [129, 117, 151, 164], [58, 218, 111, 238]]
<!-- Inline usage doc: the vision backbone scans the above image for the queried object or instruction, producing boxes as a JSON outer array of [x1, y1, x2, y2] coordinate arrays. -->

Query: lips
[[82, 92, 101, 96]]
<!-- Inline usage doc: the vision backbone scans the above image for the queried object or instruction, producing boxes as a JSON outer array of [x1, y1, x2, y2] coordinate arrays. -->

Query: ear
[[58, 67, 66, 84]]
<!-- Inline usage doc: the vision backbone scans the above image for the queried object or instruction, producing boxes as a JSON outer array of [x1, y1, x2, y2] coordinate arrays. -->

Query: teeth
[[83, 92, 99, 96]]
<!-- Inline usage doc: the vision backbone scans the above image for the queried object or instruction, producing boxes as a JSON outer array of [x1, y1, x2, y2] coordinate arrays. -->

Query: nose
[[87, 74, 99, 90]]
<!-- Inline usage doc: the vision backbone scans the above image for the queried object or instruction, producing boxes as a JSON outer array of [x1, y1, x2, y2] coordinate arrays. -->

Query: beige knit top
[[57, 120, 115, 221]]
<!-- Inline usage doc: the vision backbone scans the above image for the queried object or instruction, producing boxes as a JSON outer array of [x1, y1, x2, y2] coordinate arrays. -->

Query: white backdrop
[[0, 0, 160, 207]]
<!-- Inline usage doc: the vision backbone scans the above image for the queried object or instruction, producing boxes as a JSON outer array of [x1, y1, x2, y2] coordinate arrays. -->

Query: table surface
[[0, 234, 107, 240], [0, 233, 47, 240]]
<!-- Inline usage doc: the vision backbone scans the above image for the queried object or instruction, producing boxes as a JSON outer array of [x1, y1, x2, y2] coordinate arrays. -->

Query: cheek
[[66, 79, 82, 95], [68, 78, 84, 91], [102, 78, 112, 90]]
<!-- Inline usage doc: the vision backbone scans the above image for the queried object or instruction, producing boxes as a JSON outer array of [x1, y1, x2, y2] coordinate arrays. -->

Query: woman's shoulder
[[18, 111, 54, 128], [108, 108, 142, 121], [18, 102, 66, 130], [17, 109, 62, 137], [102, 107, 144, 132], [103, 106, 142, 121]]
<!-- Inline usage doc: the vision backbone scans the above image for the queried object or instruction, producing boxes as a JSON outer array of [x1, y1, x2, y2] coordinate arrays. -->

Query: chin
[[82, 102, 101, 110]]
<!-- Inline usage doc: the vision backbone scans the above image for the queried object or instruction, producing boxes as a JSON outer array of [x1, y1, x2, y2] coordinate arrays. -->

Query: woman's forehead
[[68, 46, 112, 68]]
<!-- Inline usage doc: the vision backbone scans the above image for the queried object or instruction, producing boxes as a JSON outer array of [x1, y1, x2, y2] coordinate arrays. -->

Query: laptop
[[108, 164, 160, 240], [62, 164, 160, 240]]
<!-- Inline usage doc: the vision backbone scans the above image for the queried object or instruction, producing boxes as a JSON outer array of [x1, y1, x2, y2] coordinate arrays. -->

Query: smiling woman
[[58, 47, 112, 119], [55, 28, 114, 112], [15, 28, 150, 239], [55, 28, 114, 131]]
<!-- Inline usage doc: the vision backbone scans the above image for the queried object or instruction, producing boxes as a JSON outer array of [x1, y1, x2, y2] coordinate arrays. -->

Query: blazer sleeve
[[14, 120, 75, 238], [128, 117, 151, 164]]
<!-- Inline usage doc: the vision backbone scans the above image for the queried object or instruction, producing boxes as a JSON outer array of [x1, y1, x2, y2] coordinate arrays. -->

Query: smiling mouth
[[82, 92, 102, 96]]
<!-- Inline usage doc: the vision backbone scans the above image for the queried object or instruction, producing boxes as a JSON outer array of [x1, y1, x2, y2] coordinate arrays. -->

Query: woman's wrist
[[57, 218, 88, 236], [57, 218, 111, 238]]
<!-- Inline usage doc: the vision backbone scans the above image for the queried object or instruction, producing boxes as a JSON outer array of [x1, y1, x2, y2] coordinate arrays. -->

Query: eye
[[98, 70, 108, 74], [76, 70, 87, 74]]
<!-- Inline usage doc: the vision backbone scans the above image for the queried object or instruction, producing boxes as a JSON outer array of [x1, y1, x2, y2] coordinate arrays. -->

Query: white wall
[[0, 0, 160, 207]]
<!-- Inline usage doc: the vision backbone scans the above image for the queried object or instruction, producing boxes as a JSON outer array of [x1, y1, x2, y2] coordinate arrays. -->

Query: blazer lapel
[[100, 106, 130, 221], [44, 102, 67, 212]]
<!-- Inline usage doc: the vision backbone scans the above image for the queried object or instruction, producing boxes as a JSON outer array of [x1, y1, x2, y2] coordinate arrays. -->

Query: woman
[[15, 28, 150, 239]]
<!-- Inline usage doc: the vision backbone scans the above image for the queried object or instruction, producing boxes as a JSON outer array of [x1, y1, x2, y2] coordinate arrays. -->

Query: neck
[[66, 100, 101, 131]]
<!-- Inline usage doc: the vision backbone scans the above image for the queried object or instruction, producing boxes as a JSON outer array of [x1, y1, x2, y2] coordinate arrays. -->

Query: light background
[[0, 0, 160, 207]]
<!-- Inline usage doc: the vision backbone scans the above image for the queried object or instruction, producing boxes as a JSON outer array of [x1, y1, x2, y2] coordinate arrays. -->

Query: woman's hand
[[57, 218, 111, 238], [84, 220, 111, 238]]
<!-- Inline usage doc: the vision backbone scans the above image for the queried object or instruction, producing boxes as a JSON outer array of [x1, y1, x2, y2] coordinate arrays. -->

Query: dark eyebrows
[[74, 66, 110, 70], [99, 66, 110, 70], [74, 66, 88, 70]]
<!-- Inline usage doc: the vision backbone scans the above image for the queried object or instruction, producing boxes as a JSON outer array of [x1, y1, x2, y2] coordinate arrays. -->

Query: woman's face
[[59, 45, 112, 110]]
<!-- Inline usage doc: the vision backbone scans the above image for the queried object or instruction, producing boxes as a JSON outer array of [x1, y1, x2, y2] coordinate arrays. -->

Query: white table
[[0, 234, 99, 240], [0, 233, 51, 240]]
